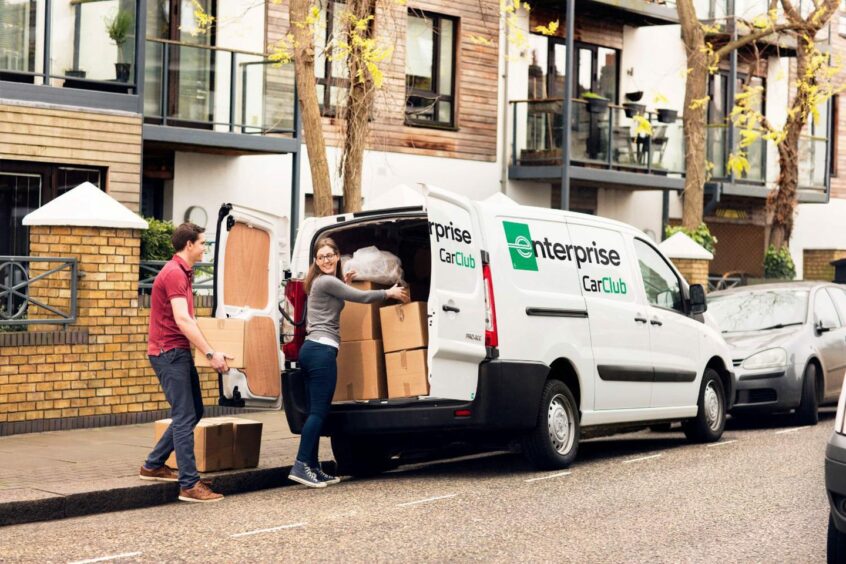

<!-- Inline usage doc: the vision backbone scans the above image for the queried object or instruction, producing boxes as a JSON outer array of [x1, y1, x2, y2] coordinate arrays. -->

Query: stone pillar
[[659, 232, 714, 291], [670, 258, 710, 289], [803, 249, 846, 282]]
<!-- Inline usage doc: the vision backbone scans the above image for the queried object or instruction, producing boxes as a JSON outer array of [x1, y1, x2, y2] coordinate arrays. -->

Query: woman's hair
[[303, 237, 343, 294]]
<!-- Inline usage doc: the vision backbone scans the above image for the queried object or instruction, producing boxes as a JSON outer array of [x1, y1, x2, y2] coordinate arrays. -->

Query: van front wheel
[[522, 380, 580, 470], [683, 368, 726, 443]]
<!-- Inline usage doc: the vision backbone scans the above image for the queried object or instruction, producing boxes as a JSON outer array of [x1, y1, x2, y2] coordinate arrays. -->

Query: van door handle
[[650, 318, 663, 327], [634, 315, 648, 324], [443, 305, 461, 313]]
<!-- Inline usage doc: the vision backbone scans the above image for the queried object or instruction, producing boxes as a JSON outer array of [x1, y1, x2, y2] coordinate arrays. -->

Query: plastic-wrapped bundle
[[341, 246, 404, 285]]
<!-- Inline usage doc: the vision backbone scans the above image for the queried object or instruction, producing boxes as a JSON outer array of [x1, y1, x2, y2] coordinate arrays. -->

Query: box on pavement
[[334, 339, 387, 401], [385, 348, 429, 398], [194, 317, 245, 368], [380, 302, 428, 353], [153, 418, 235, 472], [216, 417, 263, 468], [340, 281, 388, 341]]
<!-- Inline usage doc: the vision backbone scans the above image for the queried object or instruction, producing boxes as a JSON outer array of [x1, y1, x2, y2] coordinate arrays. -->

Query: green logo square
[[503, 221, 538, 271]]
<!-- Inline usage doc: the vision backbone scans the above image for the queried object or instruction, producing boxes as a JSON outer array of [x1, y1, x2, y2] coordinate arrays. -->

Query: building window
[[315, 0, 351, 115], [304, 194, 343, 218], [405, 10, 457, 128], [831, 95, 839, 177]]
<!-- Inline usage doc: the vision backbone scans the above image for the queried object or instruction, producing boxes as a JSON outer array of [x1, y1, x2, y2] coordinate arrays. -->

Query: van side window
[[816, 288, 841, 328], [633, 239, 683, 313]]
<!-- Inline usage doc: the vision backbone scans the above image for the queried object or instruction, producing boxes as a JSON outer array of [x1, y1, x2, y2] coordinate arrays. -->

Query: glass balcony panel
[[610, 108, 649, 170], [143, 40, 163, 116], [799, 135, 827, 190], [650, 116, 685, 174], [741, 137, 766, 182], [518, 99, 563, 165], [571, 100, 610, 164], [0, 0, 45, 80], [237, 57, 295, 134], [52, 0, 138, 86], [707, 125, 727, 178], [165, 43, 228, 127]]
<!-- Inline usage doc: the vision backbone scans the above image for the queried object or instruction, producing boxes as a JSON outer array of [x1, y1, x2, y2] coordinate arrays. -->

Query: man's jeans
[[145, 348, 204, 489], [295, 340, 338, 468]]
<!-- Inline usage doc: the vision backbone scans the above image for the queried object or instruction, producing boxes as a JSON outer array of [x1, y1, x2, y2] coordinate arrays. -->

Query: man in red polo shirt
[[139, 223, 230, 503]]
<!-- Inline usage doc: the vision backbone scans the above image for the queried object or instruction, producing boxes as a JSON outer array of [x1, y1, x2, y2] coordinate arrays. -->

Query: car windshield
[[709, 290, 809, 333]]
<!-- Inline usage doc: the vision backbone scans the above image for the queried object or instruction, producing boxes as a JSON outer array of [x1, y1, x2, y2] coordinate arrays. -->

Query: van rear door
[[423, 184, 487, 401], [215, 204, 288, 409]]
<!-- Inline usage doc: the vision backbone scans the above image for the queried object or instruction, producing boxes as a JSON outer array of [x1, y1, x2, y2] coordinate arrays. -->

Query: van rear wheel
[[683, 368, 726, 443], [331, 434, 393, 478], [522, 380, 580, 470]]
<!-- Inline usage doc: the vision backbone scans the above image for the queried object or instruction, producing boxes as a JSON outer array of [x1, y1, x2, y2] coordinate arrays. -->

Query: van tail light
[[483, 263, 498, 348], [281, 279, 307, 362]]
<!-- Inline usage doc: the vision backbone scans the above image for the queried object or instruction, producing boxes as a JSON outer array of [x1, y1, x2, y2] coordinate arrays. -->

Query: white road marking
[[775, 427, 807, 434], [622, 454, 663, 464], [396, 494, 457, 507], [230, 522, 307, 538], [525, 471, 572, 483], [707, 439, 738, 447], [68, 553, 142, 564]]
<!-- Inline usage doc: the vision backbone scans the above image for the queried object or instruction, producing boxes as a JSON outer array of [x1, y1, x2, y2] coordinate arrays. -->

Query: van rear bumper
[[282, 360, 548, 437]]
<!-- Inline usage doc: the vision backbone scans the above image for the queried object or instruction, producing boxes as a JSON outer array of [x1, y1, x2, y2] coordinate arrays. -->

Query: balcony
[[509, 98, 685, 190], [577, 0, 679, 26], [142, 39, 298, 154], [0, 0, 141, 110]]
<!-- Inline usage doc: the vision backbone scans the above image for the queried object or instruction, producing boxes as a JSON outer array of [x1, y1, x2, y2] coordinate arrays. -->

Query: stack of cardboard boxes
[[153, 417, 263, 472], [336, 281, 429, 401]]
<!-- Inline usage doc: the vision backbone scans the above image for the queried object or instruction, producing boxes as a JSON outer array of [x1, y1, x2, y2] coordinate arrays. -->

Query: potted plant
[[623, 102, 645, 118], [625, 91, 644, 102], [657, 108, 678, 123], [106, 10, 134, 82], [64, 68, 86, 79], [582, 92, 610, 114]]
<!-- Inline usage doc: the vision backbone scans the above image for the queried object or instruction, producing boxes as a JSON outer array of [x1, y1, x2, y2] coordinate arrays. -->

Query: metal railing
[[138, 261, 214, 293], [0, 257, 78, 326]]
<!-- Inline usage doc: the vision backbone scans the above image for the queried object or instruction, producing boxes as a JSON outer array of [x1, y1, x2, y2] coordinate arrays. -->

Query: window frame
[[633, 237, 687, 315], [316, 0, 352, 117], [404, 9, 459, 130]]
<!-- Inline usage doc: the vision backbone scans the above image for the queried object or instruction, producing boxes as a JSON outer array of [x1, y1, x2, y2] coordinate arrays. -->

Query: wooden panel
[[244, 316, 280, 398], [223, 222, 271, 309]]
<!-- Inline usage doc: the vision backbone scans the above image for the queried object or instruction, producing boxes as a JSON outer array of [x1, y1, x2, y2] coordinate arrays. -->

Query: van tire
[[330, 434, 393, 478], [521, 380, 580, 470], [682, 368, 726, 443], [796, 363, 819, 426]]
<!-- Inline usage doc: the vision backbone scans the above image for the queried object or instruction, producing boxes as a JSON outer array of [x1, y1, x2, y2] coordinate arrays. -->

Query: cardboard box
[[217, 417, 263, 468], [385, 348, 429, 398], [380, 302, 428, 353], [340, 281, 388, 342], [194, 317, 245, 368], [334, 339, 387, 401], [153, 418, 235, 472]]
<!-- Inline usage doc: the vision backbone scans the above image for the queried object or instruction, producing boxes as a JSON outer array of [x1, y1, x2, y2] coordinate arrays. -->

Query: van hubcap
[[548, 394, 574, 455], [704, 381, 722, 431]]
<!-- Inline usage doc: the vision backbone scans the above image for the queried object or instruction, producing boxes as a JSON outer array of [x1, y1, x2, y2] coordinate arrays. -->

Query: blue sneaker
[[288, 460, 326, 488], [315, 465, 340, 485]]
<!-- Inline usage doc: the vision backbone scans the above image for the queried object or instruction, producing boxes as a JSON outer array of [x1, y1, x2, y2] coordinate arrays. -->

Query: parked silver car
[[709, 282, 846, 424]]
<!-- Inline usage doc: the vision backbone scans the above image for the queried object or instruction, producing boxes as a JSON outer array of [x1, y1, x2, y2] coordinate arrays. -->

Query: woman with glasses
[[288, 237, 409, 488]]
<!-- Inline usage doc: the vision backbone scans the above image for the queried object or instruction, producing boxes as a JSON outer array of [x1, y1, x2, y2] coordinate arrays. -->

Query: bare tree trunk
[[290, 0, 334, 217], [340, 0, 375, 213], [678, 0, 708, 231]]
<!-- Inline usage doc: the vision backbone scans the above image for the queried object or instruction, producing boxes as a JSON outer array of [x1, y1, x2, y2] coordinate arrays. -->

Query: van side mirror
[[689, 284, 707, 315]]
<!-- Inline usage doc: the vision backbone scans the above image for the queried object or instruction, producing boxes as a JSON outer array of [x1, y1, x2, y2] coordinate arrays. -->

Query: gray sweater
[[305, 275, 388, 345]]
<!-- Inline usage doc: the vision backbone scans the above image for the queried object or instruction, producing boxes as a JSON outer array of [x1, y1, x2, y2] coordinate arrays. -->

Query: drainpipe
[[560, 0, 575, 210], [499, 4, 511, 194], [290, 83, 302, 245]]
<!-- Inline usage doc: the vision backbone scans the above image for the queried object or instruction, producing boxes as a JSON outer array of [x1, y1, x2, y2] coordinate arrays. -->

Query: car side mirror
[[816, 319, 832, 335], [689, 284, 707, 315]]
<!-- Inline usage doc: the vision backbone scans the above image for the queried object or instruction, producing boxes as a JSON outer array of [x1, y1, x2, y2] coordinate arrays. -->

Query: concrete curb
[[0, 461, 336, 528]]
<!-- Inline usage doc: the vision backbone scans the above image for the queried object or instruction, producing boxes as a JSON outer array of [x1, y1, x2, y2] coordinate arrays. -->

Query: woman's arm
[[319, 275, 388, 304]]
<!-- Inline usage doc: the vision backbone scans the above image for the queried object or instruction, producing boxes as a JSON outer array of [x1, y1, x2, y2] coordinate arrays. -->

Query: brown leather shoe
[[139, 464, 178, 482], [179, 480, 224, 503]]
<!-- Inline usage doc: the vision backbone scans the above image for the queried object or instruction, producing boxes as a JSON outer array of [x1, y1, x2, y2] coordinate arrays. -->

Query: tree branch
[[714, 22, 803, 59]]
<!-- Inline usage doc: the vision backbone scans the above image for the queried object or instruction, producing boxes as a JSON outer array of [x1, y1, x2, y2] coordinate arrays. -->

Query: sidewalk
[[0, 412, 332, 527]]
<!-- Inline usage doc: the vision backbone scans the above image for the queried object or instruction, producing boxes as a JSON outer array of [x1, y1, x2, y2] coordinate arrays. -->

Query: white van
[[213, 186, 735, 475]]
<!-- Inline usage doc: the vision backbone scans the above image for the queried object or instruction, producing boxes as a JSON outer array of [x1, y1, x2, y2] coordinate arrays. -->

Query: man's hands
[[209, 351, 235, 373]]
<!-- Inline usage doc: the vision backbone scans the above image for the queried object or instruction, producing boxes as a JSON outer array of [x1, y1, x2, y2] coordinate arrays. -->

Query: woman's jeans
[[295, 340, 338, 468]]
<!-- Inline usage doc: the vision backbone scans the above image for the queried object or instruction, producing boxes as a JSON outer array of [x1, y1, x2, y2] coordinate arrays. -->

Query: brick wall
[[0, 226, 220, 433], [671, 258, 711, 289], [803, 249, 846, 282]]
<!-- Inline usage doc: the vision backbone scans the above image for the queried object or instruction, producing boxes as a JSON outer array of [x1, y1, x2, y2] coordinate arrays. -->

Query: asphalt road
[[1, 411, 836, 563]]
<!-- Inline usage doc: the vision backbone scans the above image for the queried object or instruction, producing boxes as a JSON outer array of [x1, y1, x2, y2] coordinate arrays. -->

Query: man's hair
[[172, 223, 205, 252]]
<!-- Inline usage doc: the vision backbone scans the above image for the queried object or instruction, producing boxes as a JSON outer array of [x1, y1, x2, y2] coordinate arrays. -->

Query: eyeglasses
[[316, 253, 337, 262]]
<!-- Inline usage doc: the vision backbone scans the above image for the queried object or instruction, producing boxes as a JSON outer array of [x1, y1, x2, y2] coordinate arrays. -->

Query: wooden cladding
[[0, 103, 142, 211], [266, 0, 500, 162]]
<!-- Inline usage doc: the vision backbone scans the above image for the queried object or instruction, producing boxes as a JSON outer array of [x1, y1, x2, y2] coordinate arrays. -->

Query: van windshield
[[709, 290, 808, 333]]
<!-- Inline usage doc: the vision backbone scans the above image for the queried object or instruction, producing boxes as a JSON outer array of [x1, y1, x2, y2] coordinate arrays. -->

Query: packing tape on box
[[394, 305, 405, 322], [400, 350, 407, 369], [403, 383, 411, 395]]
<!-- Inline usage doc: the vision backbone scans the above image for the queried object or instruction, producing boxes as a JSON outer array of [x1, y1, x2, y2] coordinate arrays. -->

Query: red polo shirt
[[147, 255, 195, 356]]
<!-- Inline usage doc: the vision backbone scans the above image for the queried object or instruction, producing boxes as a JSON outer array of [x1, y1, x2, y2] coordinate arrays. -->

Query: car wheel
[[683, 368, 726, 443], [796, 363, 819, 426], [330, 434, 394, 478], [521, 380, 580, 470], [829, 513, 846, 563]]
